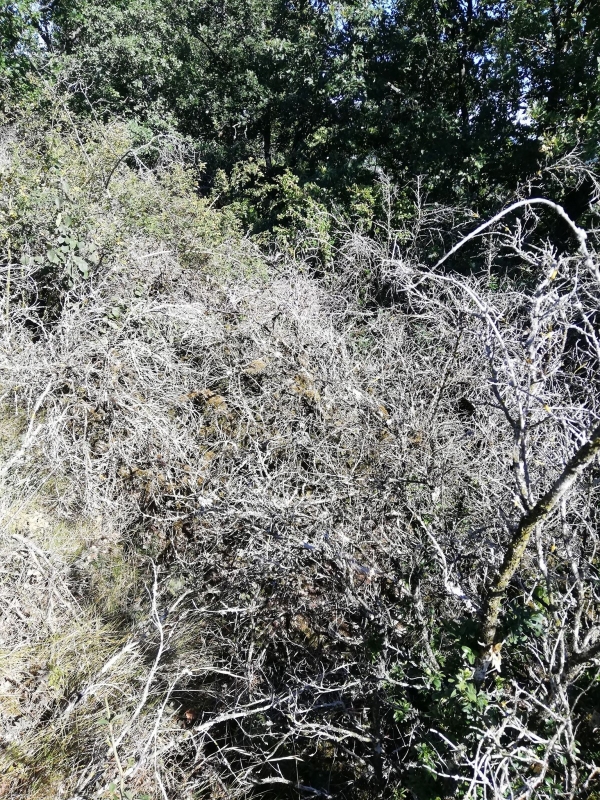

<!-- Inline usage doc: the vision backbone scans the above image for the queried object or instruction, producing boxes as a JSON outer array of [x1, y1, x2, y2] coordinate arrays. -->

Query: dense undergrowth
[[1, 96, 600, 800]]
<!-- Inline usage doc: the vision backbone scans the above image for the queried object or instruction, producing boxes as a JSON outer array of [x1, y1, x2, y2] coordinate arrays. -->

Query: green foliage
[[0, 2, 45, 103], [0, 99, 252, 316], [386, 621, 509, 798], [4, 0, 596, 231], [268, 170, 333, 262], [105, 781, 150, 800]]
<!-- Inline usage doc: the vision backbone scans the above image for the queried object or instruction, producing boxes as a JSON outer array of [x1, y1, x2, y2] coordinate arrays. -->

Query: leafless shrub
[[0, 226, 492, 797], [1, 124, 600, 798], [367, 196, 600, 798]]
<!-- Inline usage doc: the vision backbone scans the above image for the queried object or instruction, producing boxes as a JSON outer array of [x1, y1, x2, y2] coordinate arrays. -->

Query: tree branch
[[476, 422, 600, 676]]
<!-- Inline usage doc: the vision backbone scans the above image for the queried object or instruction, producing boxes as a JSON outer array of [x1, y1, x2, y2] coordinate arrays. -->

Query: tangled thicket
[[1, 105, 600, 800]]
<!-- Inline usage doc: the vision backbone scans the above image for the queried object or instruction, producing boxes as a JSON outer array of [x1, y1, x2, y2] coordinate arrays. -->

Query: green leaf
[[73, 255, 89, 274]]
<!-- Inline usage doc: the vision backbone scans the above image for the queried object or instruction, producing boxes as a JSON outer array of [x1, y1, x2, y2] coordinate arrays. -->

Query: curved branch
[[434, 197, 599, 283]]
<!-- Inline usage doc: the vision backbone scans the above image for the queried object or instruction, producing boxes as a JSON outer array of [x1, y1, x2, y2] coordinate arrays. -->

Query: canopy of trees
[[3, 0, 600, 220]]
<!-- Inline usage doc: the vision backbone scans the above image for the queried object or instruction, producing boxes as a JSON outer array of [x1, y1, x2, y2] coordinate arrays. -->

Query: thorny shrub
[[1, 109, 600, 800]]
